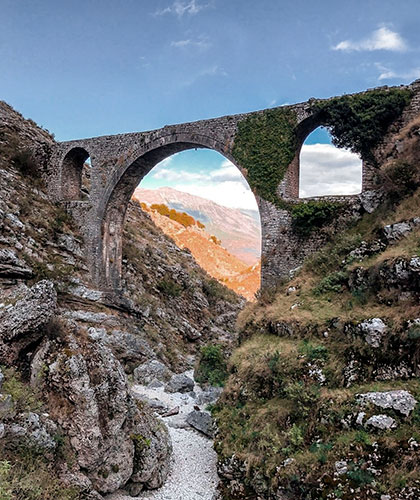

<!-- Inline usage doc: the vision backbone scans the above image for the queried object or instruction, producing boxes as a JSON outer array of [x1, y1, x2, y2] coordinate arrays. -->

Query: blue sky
[[1, 0, 418, 208]]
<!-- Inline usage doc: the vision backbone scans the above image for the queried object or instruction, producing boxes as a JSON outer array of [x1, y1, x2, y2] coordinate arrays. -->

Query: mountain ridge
[[134, 186, 261, 266]]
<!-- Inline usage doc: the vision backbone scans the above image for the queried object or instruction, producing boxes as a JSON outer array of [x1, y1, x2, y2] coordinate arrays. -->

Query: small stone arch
[[283, 114, 366, 199], [60, 147, 90, 201], [97, 136, 258, 289]]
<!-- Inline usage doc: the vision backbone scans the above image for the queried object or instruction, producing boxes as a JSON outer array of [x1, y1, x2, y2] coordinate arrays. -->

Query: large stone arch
[[95, 134, 260, 288]]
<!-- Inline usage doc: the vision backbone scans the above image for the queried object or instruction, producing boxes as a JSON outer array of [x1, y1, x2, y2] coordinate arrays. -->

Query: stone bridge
[[48, 81, 420, 292]]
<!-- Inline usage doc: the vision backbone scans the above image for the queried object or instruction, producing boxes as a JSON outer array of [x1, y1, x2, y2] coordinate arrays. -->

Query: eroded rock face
[[30, 321, 172, 495], [0, 280, 57, 363]]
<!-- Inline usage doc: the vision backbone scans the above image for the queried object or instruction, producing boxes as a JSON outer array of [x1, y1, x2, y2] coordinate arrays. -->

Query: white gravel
[[105, 371, 219, 500]]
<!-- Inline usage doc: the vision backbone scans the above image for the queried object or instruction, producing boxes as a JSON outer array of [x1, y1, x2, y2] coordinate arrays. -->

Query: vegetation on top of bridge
[[232, 107, 298, 208], [232, 88, 413, 222], [311, 88, 413, 164]]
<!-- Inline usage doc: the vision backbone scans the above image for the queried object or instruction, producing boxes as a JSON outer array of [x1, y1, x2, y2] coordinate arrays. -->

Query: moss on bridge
[[232, 88, 413, 209]]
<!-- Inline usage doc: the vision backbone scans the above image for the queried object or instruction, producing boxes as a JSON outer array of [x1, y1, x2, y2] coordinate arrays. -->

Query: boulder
[[358, 390, 417, 416], [197, 386, 223, 405], [186, 410, 214, 437], [365, 414, 397, 430], [165, 373, 194, 394], [358, 318, 387, 348], [133, 359, 172, 385], [383, 222, 412, 243], [30, 324, 172, 495]]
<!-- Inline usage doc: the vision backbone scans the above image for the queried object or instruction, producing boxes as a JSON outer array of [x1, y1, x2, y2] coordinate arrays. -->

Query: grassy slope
[[214, 184, 420, 499]]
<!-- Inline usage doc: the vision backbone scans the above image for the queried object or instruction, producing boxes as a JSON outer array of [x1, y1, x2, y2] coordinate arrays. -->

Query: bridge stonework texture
[[47, 82, 420, 292]]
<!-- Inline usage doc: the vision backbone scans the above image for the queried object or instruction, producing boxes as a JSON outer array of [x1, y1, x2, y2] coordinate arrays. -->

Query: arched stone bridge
[[48, 81, 420, 292]]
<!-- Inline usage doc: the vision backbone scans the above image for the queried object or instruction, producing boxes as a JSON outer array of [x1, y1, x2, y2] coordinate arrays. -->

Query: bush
[[157, 277, 182, 298], [12, 149, 41, 179], [202, 278, 238, 304], [381, 161, 419, 201], [195, 344, 228, 387], [313, 271, 348, 295], [1, 367, 43, 413], [291, 200, 341, 236], [298, 340, 328, 362]]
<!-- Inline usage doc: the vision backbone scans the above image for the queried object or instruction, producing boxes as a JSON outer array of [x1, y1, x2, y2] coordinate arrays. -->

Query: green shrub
[[298, 340, 329, 362], [346, 461, 375, 487], [291, 200, 341, 236], [312, 89, 412, 163], [313, 271, 348, 295], [157, 277, 183, 297], [195, 344, 228, 387], [202, 278, 238, 304], [0, 461, 12, 500], [1, 367, 43, 413], [288, 423, 304, 448]]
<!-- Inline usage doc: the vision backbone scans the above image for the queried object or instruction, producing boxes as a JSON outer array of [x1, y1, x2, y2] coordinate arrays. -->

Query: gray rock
[[147, 379, 164, 389], [335, 460, 348, 475], [70, 282, 103, 302], [383, 222, 412, 243], [165, 373, 194, 394], [186, 410, 214, 438], [197, 386, 223, 405], [133, 360, 172, 385], [0, 394, 14, 418], [0, 280, 57, 364], [63, 310, 119, 326], [0, 368, 3, 391], [88, 327, 154, 369], [0, 248, 33, 278], [409, 256, 420, 271], [30, 329, 172, 494], [358, 390, 417, 416], [358, 318, 387, 348], [131, 392, 169, 415], [365, 414, 397, 430]]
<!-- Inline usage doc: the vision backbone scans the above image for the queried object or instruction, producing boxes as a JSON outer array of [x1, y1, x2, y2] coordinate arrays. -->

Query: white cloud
[[180, 64, 227, 87], [148, 145, 362, 208], [173, 180, 258, 210], [333, 27, 408, 52], [376, 63, 420, 81], [170, 37, 210, 50], [149, 157, 258, 210], [154, 0, 208, 17], [152, 168, 207, 182], [299, 144, 362, 198]]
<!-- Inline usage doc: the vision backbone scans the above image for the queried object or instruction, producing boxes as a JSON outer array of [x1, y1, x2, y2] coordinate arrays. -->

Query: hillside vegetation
[[213, 118, 420, 500]]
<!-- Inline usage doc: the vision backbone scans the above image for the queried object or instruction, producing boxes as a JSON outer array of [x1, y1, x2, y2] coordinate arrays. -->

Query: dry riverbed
[[106, 371, 220, 500]]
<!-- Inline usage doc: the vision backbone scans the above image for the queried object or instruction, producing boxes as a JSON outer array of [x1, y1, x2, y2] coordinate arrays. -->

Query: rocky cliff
[[0, 101, 242, 499]]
